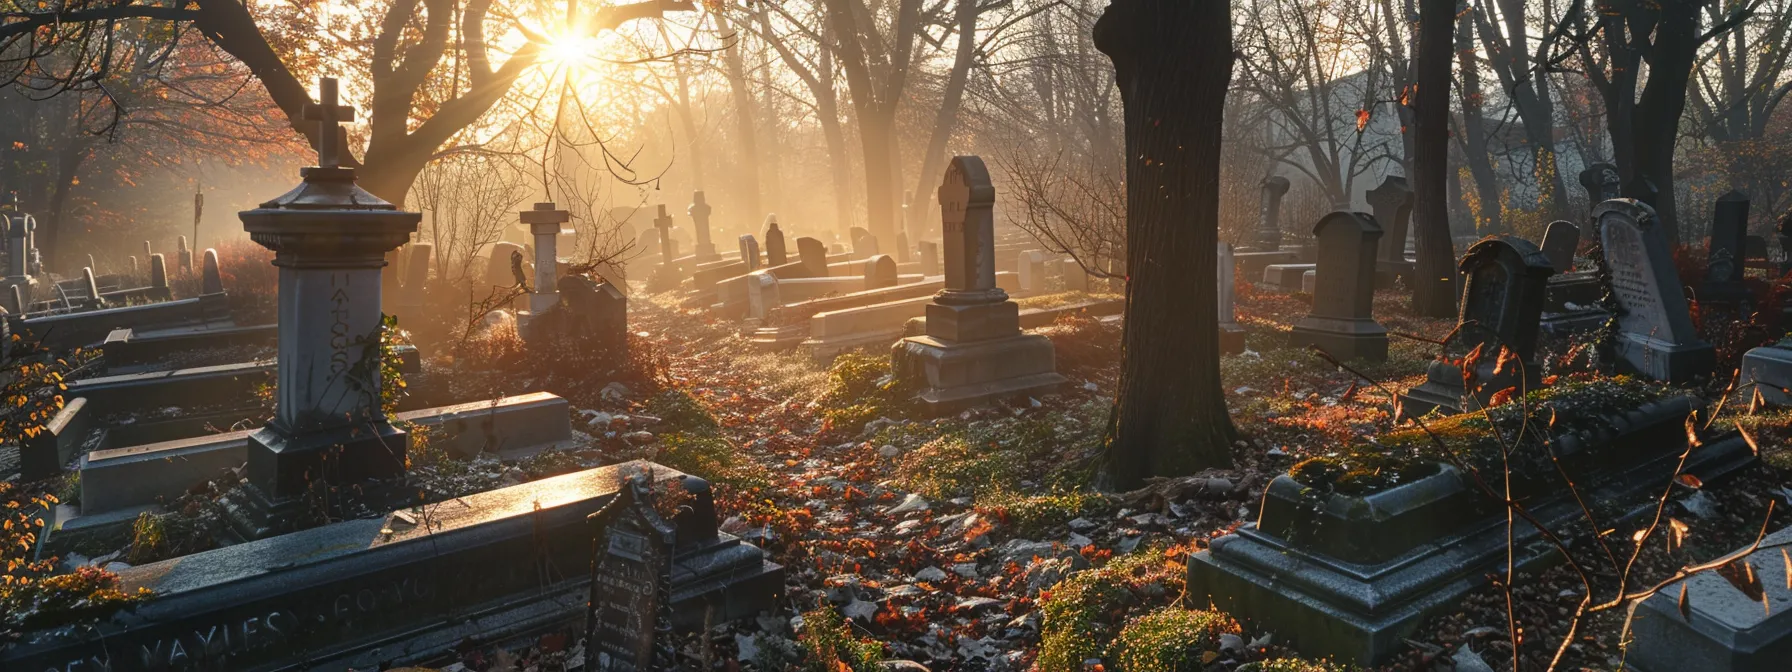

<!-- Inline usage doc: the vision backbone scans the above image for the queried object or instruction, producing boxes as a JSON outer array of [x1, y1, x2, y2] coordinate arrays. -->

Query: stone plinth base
[[925, 301, 1019, 342], [1629, 525, 1792, 672], [894, 333, 1066, 413], [1290, 315, 1388, 362], [1741, 344, 1792, 405], [1614, 332, 1716, 385]]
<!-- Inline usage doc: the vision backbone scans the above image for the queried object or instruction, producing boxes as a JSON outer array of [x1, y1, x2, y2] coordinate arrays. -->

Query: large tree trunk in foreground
[[1095, 0, 1237, 489], [1409, 0, 1458, 318]]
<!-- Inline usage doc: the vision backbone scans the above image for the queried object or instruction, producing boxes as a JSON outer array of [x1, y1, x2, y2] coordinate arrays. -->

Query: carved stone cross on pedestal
[[302, 77, 356, 168]]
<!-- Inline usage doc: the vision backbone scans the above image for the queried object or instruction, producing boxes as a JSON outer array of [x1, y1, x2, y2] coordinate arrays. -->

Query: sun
[[543, 31, 602, 71]]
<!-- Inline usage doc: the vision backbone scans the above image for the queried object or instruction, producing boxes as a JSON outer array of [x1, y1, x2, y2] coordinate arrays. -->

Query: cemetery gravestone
[[488, 242, 526, 288], [1627, 524, 1792, 672], [1018, 250, 1047, 293], [176, 235, 192, 275], [1742, 337, 1792, 406], [1063, 259, 1090, 292], [523, 202, 573, 315], [1365, 175, 1414, 264], [129, 255, 139, 281], [797, 237, 828, 277], [1255, 175, 1291, 252], [892, 156, 1066, 410], [201, 248, 223, 295], [405, 243, 433, 292], [1218, 243, 1245, 355], [1540, 220, 1579, 274], [586, 474, 677, 671], [1596, 199, 1715, 384], [654, 206, 675, 263], [764, 215, 787, 266], [81, 267, 100, 307], [853, 232, 879, 258], [896, 230, 911, 263], [739, 235, 760, 272], [1705, 190, 1750, 303], [864, 254, 898, 290], [1577, 162, 1622, 208], [149, 253, 168, 290], [1290, 212, 1388, 361], [1399, 236, 1554, 415], [688, 191, 718, 261], [918, 240, 941, 277]]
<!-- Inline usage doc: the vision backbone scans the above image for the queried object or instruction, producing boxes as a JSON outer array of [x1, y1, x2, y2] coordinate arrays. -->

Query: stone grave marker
[[1399, 236, 1554, 415], [1218, 243, 1244, 354], [488, 242, 526, 288], [405, 243, 432, 290], [587, 473, 677, 671], [918, 240, 940, 277], [559, 275, 629, 356], [653, 206, 674, 263], [1018, 250, 1047, 293], [1365, 175, 1413, 263], [896, 230, 911, 262], [1628, 524, 1792, 672], [1577, 162, 1621, 208], [1540, 220, 1579, 274], [149, 253, 168, 290], [797, 237, 828, 277], [523, 202, 573, 315], [688, 191, 717, 261], [201, 248, 223, 295], [1255, 175, 1291, 251], [864, 254, 897, 290], [853, 232, 879, 258], [1706, 190, 1750, 303], [764, 215, 787, 266], [2, 199, 36, 311], [739, 234, 760, 272], [892, 156, 1066, 411], [80, 267, 100, 306], [1596, 199, 1715, 384], [1742, 337, 1792, 406], [1063, 259, 1089, 292], [176, 235, 192, 275], [1290, 212, 1388, 361], [128, 255, 139, 281]]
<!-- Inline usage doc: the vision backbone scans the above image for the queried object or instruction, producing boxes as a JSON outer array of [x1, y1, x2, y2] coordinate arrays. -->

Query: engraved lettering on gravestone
[[587, 476, 674, 672], [1604, 221, 1670, 337], [330, 272, 352, 375]]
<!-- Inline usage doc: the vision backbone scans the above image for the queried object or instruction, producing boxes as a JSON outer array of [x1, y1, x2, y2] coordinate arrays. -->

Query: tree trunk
[[1456, 8, 1503, 234], [856, 109, 901, 244], [1630, 0, 1701, 242], [906, 0, 980, 238], [716, 11, 763, 221], [1095, 0, 1237, 489], [40, 144, 89, 272], [1409, 0, 1457, 318]]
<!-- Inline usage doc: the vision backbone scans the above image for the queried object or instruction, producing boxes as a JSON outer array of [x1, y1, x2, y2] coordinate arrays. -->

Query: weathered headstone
[[739, 235, 760, 272], [864, 254, 897, 291], [918, 240, 940, 277], [2, 194, 36, 310], [405, 244, 433, 290], [1540, 220, 1580, 274], [797, 237, 828, 277], [1063, 259, 1089, 292], [559, 275, 629, 355], [176, 235, 192, 275], [895, 230, 911, 263], [1218, 243, 1244, 355], [1705, 190, 1750, 303], [1628, 524, 1792, 672], [1290, 212, 1388, 361], [1400, 236, 1555, 415], [1365, 175, 1413, 263], [128, 255, 139, 281], [1255, 175, 1291, 252], [81, 267, 101, 306], [585, 474, 676, 671], [200, 248, 223, 295], [853, 232, 879, 258], [1743, 337, 1792, 406], [1595, 199, 1715, 384], [764, 215, 787, 266], [488, 241, 526, 288], [149, 253, 168, 290], [688, 191, 717, 261], [892, 156, 1066, 410], [231, 76, 419, 536], [523, 202, 573, 315], [1018, 250, 1047, 294], [1577, 162, 1622, 207]]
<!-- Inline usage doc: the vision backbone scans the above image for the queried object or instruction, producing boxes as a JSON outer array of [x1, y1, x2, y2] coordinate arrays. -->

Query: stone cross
[[1218, 243, 1244, 354], [937, 156, 1000, 299], [1707, 190, 1749, 290], [1595, 199, 1714, 384], [1540, 221, 1580, 274], [521, 202, 572, 315], [739, 234, 760, 272], [1256, 175, 1291, 251], [1577, 162, 1621, 208], [688, 191, 717, 260], [764, 215, 787, 266], [1364, 175, 1413, 263], [1290, 212, 1388, 362], [201, 248, 223, 295], [301, 77, 355, 168], [654, 205, 674, 265]]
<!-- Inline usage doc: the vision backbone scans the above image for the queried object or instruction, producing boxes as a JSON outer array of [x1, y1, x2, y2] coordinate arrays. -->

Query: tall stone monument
[[523, 202, 572, 315], [1400, 236, 1554, 415], [1255, 175, 1291, 252], [1218, 243, 1245, 355], [1290, 212, 1388, 362], [764, 214, 787, 266], [1595, 199, 1715, 384], [233, 76, 420, 536], [1704, 190, 1750, 303], [1365, 175, 1413, 264], [892, 156, 1066, 410], [688, 190, 718, 261]]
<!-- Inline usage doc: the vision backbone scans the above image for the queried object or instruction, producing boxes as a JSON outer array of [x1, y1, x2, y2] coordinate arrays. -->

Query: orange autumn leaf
[[1355, 109, 1371, 132]]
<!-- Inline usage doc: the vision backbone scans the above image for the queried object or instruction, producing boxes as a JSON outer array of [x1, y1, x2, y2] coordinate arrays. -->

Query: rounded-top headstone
[[149, 253, 168, 289], [1308, 211, 1383, 319], [1540, 220, 1580, 274], [201, 248, 224, 295], [936, 155, 1002, 304], [864, 254, 898, 290]]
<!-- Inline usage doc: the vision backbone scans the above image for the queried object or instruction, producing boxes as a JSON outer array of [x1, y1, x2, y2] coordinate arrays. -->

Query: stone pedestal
[[523, 202, 572, 316], [1742, 341, 1792, 406], [1629, 525, 1792, 672]]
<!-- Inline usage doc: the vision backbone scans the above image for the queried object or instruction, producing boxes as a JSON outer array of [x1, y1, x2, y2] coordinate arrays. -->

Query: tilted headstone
[[149, 253, 168, 290], [233, 76, 419, 533], [1705, 190, 1750, 302], [81, 267, 101, 306], [559, 274, 629, 355], [688, 190, 717, 260], [1218, 243, 1244, 355], [1577, 162, 1622, 207], [488, 242, 526, 288], [892, 156, 1066, 410], [584, 474, 676, 671], [1540, 220, 1580, 274], [1595, 199, 1714, 384], [200, 248, 223, 295], [522, 202, 572, 315], [796, 237, 828, 278], [1364, 175, 1413, 263], [1400, 236, 1555, 415], [738, 235, 760, 272], [1290, 212, 1388, 362], [1256, 175, 1291, 251], [918, 240, 940, 277], [864, 254, 897, 291], [763, 215, 787, 266]]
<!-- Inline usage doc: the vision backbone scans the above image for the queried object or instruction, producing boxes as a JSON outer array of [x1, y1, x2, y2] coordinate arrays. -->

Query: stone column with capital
[[689, 191, 718, 261], [523, 202, 572, 315], [232, 77, 420, 537]]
